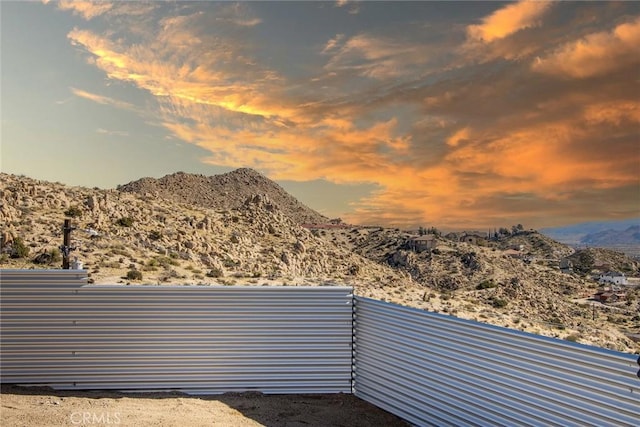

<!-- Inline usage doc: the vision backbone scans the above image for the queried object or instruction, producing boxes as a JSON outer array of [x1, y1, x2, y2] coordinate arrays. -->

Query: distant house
[[598, 271, 628, 286], [593, 290, 626, 303], [459, 231, 487, 245], [407, 235, 437, 252]]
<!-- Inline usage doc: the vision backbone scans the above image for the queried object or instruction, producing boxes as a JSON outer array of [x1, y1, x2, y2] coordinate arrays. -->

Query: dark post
[[61, 219, 76, 269]]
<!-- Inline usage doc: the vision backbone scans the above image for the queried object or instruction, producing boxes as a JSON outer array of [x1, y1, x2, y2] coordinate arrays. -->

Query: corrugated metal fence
[[353, 296, 640, 427], [2, 270, 639, 426], [0, 270, 353, 394]]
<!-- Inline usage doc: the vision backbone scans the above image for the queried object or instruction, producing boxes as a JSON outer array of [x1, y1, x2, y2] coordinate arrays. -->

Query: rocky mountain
[[118, 168, 328, 225], [1, 172, 638, 353], [581, 225, 640, 246]]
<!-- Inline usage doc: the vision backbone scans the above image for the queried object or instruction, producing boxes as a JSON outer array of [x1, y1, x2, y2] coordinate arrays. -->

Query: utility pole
[[60, 219, 76, 269]]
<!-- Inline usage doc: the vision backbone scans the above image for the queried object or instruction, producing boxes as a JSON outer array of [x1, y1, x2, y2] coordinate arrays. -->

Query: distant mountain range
[[541, 219, 640, 255]]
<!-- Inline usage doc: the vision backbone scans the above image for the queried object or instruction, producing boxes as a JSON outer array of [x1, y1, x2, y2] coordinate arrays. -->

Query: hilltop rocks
[[119, 169, 328, 225]]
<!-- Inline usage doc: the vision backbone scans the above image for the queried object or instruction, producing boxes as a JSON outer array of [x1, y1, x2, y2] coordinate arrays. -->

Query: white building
[[598, 271, 628, 286]]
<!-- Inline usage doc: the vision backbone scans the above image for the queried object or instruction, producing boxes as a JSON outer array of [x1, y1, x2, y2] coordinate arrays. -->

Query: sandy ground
[[0, 385, 408, 427]]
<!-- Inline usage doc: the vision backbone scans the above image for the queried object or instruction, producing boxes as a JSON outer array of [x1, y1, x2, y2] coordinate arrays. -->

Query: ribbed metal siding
[[353, 296, 640, 427], [1, 270, 353, 394]]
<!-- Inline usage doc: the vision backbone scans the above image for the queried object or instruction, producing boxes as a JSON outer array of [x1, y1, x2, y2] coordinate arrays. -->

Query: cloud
[[215, 2, 263, 27], [55, 1, 158, 20], [532, 17, 640, 78], [322, 33, 429, 79], [59, 2, 640, 229], [57, 1, 113, 20], [322, 34, 345, 54], [467, 1, 554, 42], [70, 87, 136, 111], [335, 0, 360, 15], [96, 128, 129, 137]]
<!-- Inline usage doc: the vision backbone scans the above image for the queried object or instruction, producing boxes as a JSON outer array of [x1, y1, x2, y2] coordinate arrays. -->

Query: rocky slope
[[118, 169, 328, 225], [0, 173, 409, 289], [1, 172, 638, 353], [315, 226, 640, 352]]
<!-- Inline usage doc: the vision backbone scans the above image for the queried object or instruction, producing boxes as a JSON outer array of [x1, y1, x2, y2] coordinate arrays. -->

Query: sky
[[1, 1, 639, 230]]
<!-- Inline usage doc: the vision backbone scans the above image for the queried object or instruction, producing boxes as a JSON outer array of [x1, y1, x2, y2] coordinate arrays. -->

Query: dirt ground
[[0, 384, 408, 427]]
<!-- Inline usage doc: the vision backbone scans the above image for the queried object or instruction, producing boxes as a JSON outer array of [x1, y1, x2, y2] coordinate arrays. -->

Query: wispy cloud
[[55, 1, 157, 20], [70, 87, 136, 111], [215, 2, 263, 27], [322, 33, 430, 79], [96, 128, 129, 137], [57, 0, 113, 20]]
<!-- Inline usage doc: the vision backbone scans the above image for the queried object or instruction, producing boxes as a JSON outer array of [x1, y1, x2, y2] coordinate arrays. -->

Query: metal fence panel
[[353, 296, 640, 427], [1, 270, 354, 394]]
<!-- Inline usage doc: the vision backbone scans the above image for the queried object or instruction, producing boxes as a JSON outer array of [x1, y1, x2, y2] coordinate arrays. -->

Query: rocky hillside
[[566, 247, 640, 275], [118, 169, 328, 225], [1, 172, 638, 353], [315, 226, 640, 353], [0, 173, 408, 289]]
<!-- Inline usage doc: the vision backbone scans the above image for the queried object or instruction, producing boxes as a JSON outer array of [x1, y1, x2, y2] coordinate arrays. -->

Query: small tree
[[64, 205, 83, 218], [126, 269, 143, 280]]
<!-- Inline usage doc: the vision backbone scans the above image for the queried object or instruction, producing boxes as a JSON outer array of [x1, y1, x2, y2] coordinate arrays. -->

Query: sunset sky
[[1, 1, 639, 229]]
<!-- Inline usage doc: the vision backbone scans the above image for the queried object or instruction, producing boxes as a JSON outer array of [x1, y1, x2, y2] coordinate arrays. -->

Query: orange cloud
[[60, 2, 639, 229], [467, 1, 554, 42], [57, 0, 113, 20], [533, 17, 640, 78], [446, 127, 470, 147]]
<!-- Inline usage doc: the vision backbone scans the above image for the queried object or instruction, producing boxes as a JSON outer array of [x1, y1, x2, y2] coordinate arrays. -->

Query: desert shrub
[[223, 257, 239, 268], [565, 334, 580, 342], [490, 297, 508, 308], [11, 237, 30, 258], [49, 248, 62, 263], [116, 217, 134, 227], [149, 230, 163, 240], [549, 316, 566, 329], [64, 205, 83, 218], [126, 269, 143, 280], [348, 264, 361, 275], [476, 280, 497, 290], [33, 248, 62, 265], [152, 256, 179, 268], [206, 267, 223, 278]]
